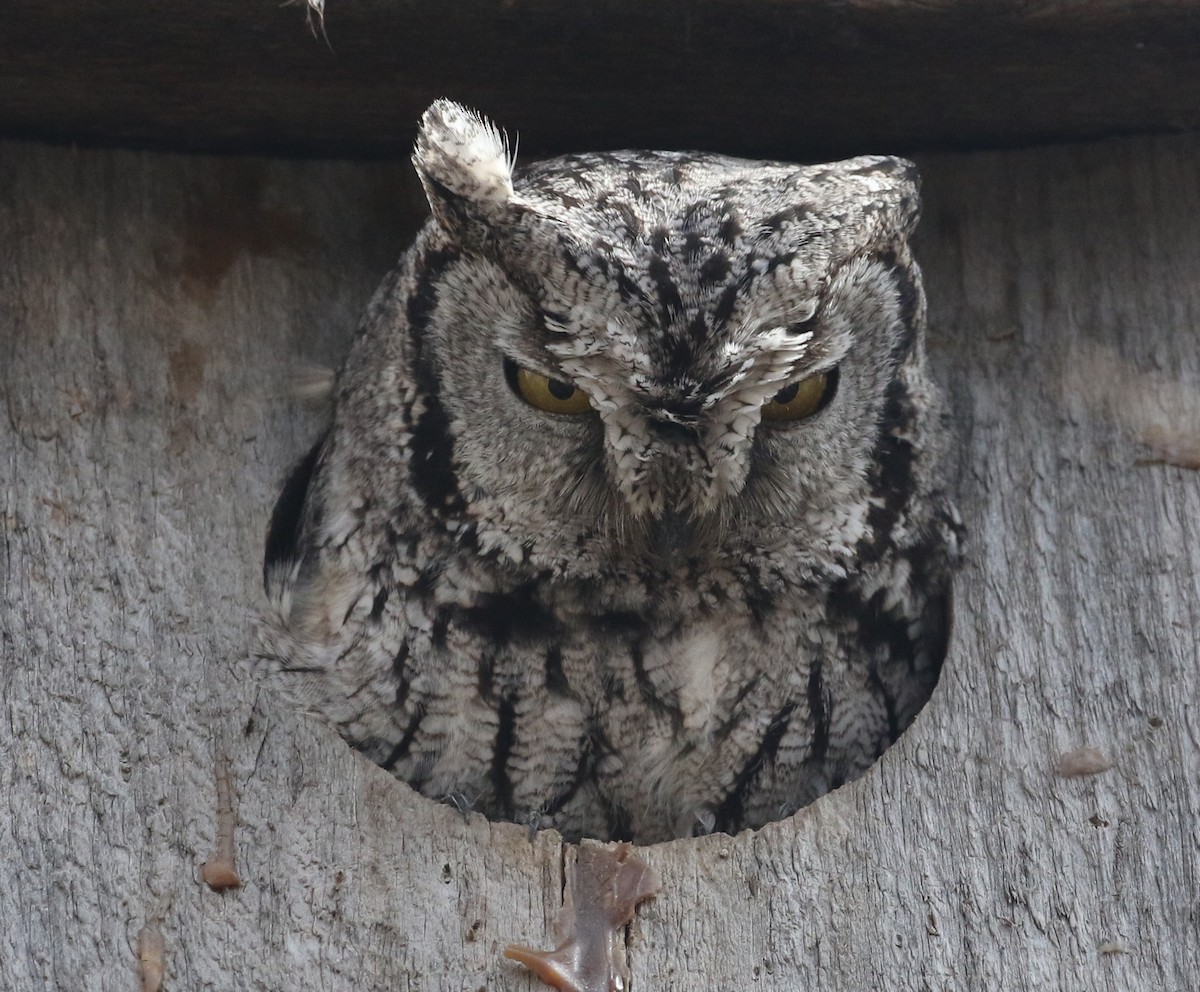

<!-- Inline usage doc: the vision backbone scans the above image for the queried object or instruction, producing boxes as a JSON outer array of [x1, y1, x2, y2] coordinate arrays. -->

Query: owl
[[256, 100, 963, 844]]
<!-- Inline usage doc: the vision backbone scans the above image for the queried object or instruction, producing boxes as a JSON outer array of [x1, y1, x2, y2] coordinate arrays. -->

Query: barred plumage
[[255, 99, 962, 843]]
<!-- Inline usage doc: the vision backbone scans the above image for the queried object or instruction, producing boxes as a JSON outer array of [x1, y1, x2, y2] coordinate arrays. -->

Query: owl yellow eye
[[507, 362, 592, 415], [761, 368, 838, 423]]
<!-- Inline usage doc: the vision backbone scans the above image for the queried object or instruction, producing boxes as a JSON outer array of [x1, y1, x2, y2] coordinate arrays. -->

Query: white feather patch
[[413, 99, 514, 206]]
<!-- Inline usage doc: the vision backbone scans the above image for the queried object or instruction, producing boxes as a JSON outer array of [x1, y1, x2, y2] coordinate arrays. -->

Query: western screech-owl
[[256, 100, 962, 843]]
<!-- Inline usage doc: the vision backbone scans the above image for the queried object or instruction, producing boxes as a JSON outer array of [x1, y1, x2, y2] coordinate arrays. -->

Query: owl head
[[328, 101, 935, 586]]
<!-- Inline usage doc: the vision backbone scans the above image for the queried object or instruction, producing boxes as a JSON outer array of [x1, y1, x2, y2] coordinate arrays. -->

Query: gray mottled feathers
[[255, 99, 963, 843]]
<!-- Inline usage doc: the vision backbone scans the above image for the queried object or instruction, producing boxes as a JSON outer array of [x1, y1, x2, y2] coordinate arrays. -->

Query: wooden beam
[[3, 1, 1200, 159]]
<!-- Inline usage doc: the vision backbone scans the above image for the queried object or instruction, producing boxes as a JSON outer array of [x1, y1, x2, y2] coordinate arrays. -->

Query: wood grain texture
[[3, 1, 1200, 159], [2, 132, 1198, 990]]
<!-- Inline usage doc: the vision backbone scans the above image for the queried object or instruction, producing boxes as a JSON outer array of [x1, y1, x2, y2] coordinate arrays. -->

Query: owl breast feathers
[[256, 99, 963, 843]]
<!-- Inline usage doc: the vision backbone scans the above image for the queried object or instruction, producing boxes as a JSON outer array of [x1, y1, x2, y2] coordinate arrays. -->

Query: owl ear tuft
[[413, 100, 515, 232]]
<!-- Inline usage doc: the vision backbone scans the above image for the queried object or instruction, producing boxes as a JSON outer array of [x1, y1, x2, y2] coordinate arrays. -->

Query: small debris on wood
[[1136, 425, 1200, 470], [1057, 746, 1114, 778], [288, 363, 336, 406], [200, 751, 243, 890], [505, 842, 661, 992], [1062, 343, 1200, 469], [301, 0, 331, 47], [137, 925, 166, 992]]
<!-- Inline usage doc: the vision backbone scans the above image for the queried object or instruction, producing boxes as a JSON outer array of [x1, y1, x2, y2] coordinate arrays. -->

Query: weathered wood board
[[4, 2, 1200, 159], [2, 132, 1198, 990]]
